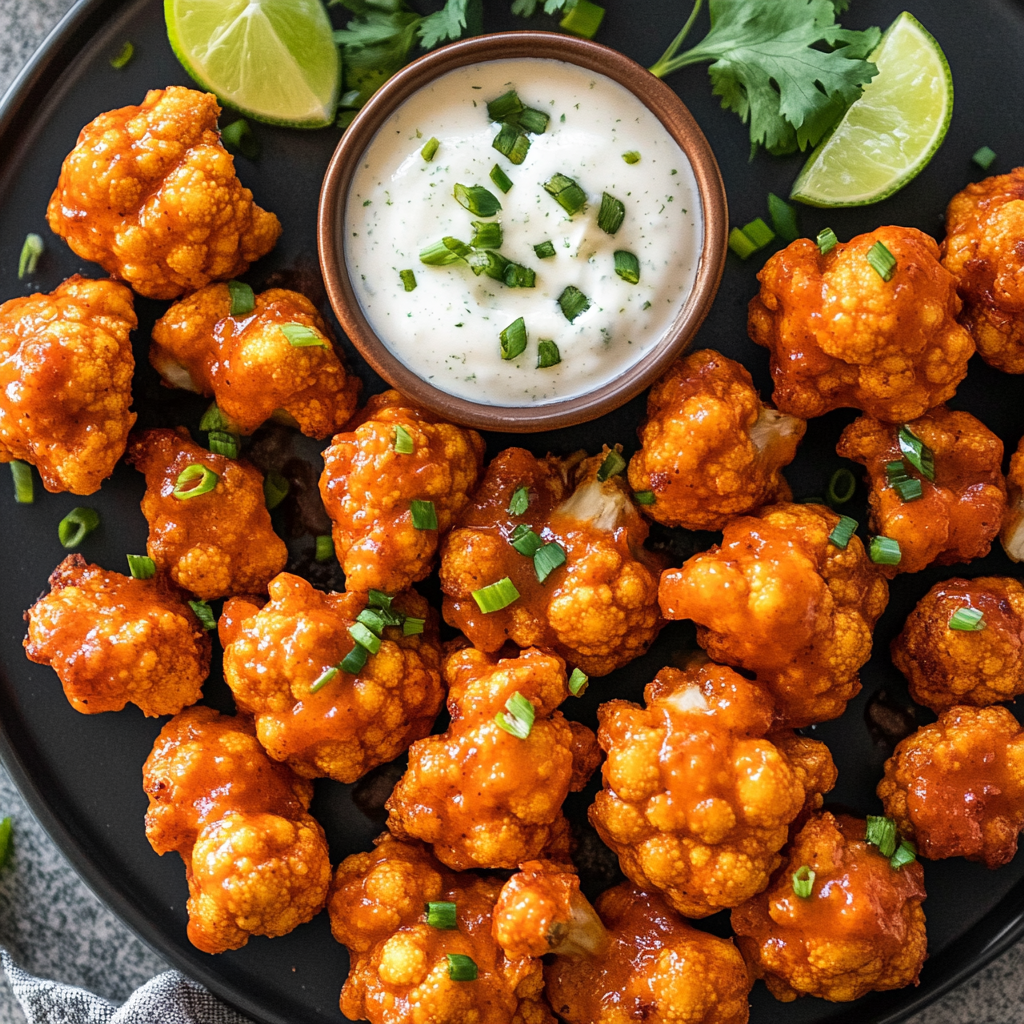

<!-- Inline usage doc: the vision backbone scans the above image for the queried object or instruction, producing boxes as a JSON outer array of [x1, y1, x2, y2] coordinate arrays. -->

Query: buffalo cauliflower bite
[[837, 407, 1006, 574], [221, 573, 443, 784], [878, 706, 1024, 868], [627, 349, 805, 530], [892, 577, 1024, 711], [588, 661, 836, 919], [386, 645, 600, 870], [143, 706, 330, 953], [150, 284, 360, 438], [128, 427, 288, 599], [320, 391, 485, 593], [545, 883, 751, 1024], [440, 447, 666, 676], [1003, 435, 1024, 562], [329, 834, 555, 1024], [47, 87, 281, 300], [0, 276, 136, 494], [24, 554, 210, 717], [731, 812, 927, 1002], [748, 227, 974, 421], [659, 503, 889, 728], [942, 167, 1024, 373]]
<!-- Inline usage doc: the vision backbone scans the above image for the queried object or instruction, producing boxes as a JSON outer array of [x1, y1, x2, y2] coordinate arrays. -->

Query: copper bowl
[[318, 31, 728, 432]]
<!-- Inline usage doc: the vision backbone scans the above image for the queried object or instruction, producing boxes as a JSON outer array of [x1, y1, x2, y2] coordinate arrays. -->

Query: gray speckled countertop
[[0, 2, 1021, 1023]]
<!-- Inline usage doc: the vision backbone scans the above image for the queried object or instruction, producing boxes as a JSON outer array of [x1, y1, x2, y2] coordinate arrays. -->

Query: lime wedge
[[165, 0, 341, 128], [790, 12, 952, 207]]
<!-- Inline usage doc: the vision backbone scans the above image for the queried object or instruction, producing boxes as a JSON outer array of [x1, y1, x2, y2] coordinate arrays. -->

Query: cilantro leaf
[[334, 10, 420, 106], [511, 0, 575, 15], [418, 0, 483, 50]]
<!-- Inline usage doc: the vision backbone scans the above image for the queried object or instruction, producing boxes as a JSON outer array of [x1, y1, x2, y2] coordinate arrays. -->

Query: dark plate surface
[[1, 1, 1023, 1022]]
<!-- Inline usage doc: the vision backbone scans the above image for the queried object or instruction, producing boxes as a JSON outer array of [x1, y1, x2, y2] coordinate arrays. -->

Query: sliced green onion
[[728, 226, 759, 260], [870, 535, 902, 566], [315, 535, 334, 562], [560, 0, 604, 37], [420, 237, 472, 266], [281, 323, 328, 349], [743, 217, 775, 249], [17, 234, 43, 279], [188, 600, 217, 631], [828, 515, 858, 549], [898, 425, 935, 481], [792, 865, 815, 898], [468, 250, 509, 281], [894, 477, 923, 502], [0, 817, 12, 870], [453, 184, 502, 217], [172, 464, 219, 500], [495, 691, 535, 739], [972, 146, 997, 171], [489, 164, 513, 193], [127, 554, 156, 580], [492, 123, 531, 164], [622, 151, 641, 164], [613, 250, 640, 285], [510, 523, 543, 557], [533, 240, 556, 260], [949, 606, 986, 631], [411, 499, 438, 531], [473, 577, 519, 613], [263, 470, 289, 510], [470, 221, 503, 249], [544, 173, 587, 216], [487, 90, 523, 122], [827, 468, 856, 506], [394, 425, 415, 455], [568, 667, 588, 696], [534, 541, 566, 582], [421, 136, 440, 161], [399, 269, 417, 292], [10, 461, 33, 504], [503, 262, 536, 289], [310, 666, 339, 693], [515, 108, 550, 135], [368, 590, 394, 610], [886, 460, 909, 485], [500, 317, 528, 360], [865, 815, 899, 859], [208, 431, 239, 459], [816, 227, 838, 255], [199, 402, 235, 433], [597, 450, 626, 482], [227, 279, 255, 316], [446, 953, 478, 982], [597, 193, 625, 235], [350, 621, 382, 655], [767, 193, 799, 242], [633, 490, 655, 505], [866, 241, 897, 281], [537, 340, 561, 368], [509, 486, 530, 516], [558, 285, 590, 323], [890, 839, 917, 871], [341, 642, 369, 675], [221, 118, 258, 160], [110, 41, 134, 69], [357, 608, 387, 636], [58, 507, 100, 549], [402, 617, 425, 636], [426, 901, 457, 929]]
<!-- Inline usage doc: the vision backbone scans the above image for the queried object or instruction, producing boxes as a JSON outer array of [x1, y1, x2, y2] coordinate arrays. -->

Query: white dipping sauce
[[345, 58, 703, 406]]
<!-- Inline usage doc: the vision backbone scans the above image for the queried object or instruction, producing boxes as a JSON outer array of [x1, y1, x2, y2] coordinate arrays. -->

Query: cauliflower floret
[[942, 167, 1024, 373], [0, 276, 136, 494], [659, 503, 888, 727], [386, 645, 600, 870], [837, 407, 1006, 574], [320, 391, 485, 593], [627, 349, 805, 530], [441, 448, 665, 676], [731, 812, 927, 1002], [47, 87, 281, 300], [330, 835, 555, 1024], [545, 883, 751, 1024], [878, 706, 1024, 868], [892, 577, 1024, 711], [24, 554, 210, 717], [150, 284, 360, 438], [748, 228, 974, 421], [1002, 434, 1024, 562], [588, 661, 836, 918], [143, 707, 329, 953], [127, 427, 288, 599], [221, 573, 443, 783]]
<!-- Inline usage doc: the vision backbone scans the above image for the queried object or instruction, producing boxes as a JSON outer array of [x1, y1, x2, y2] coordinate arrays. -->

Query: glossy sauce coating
[[878, 705, 1024, 868], [1002, 433, 1024, 562], [0, 275, 136, 494], [24, 554, 210, 717], [320, 391, 485, 593], [128, 427, 288, 599], [47, 87, 280, 300], [441, 448, 665, 676], [837, 406, 1006, 574], [222, 573, 443, 784]]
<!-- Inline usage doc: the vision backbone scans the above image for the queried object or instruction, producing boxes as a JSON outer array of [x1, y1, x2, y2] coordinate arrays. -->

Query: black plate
[[1, 1, 1023, 1022]]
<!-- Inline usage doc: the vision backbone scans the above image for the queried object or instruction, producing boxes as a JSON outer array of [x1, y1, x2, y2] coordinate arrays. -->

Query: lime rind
[[165, 0, 341, 129], [790, 11, 953, 208]]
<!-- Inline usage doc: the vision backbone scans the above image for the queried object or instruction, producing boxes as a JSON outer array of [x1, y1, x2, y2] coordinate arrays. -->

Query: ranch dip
[[345, 58, 703, 406]]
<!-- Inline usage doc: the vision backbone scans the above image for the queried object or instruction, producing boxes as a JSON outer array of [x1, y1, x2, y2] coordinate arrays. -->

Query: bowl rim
[[318, 30, 728, 432]]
